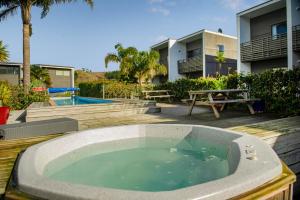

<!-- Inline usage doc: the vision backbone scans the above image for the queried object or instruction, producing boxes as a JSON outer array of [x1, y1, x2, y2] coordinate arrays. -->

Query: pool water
[[54, 96, 112, 106], [44, 137, 229, 192]]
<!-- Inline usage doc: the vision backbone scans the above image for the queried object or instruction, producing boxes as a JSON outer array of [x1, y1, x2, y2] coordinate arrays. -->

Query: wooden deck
[[0, 105, 299, 198], [0, 134, 63, 195]]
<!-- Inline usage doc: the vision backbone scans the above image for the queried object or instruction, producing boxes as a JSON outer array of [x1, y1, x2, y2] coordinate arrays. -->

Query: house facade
[[0, 62, 75, 88], [151, 29, 237, 82], [237, 0, 300, 74]]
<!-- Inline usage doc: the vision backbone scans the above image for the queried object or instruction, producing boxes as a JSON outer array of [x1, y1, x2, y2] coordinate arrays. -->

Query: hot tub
[[16, 124, 282, 200]]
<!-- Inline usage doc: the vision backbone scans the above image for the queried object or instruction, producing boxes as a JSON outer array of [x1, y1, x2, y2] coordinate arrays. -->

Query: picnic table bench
[[183, 89, 259, 118], [142, 90, 174, 102]]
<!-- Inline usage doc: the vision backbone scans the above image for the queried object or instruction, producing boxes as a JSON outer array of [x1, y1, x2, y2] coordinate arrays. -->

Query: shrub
[[155, 76, 231, 100], [237, 69, 300, 116], [8, 86, 50, 110], [79, 80, 142, 99], [0, 81, 11, 106], [0, 81, 49, 110]]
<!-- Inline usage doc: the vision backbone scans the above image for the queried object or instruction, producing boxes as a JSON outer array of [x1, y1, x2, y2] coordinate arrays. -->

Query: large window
[[187, 48, 201, 58], [272, 22, 287, 37], [0, 66, 19, 75], [56, 70, 70, 77]]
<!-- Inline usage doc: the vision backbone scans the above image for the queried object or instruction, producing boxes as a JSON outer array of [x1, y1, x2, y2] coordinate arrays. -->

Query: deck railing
[[293, 25, 300, 51], [240, 33, 287, 62], [178, 55, 203, 74]]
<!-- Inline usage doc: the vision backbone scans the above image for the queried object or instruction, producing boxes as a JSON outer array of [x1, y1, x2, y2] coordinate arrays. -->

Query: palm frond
[[104, 53, 119, 68], [0, 4, 18, 22], [0, 40, 9, 62]]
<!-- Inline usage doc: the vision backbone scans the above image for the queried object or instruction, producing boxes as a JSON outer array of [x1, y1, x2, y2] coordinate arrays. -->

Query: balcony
[[293, 25, 300, 51], [240, 33, 287, 62], [178, 55, 203, 74]]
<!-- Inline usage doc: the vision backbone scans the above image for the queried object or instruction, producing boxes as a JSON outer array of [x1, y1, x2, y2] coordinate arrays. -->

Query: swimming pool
[[53, 96, 112, 106]]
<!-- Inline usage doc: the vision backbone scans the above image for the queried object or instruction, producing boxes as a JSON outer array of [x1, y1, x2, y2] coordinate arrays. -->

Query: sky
[[0, 0, 264, 72]]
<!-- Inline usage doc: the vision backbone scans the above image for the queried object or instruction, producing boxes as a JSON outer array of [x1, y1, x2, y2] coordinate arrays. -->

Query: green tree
[[133, 50, 167, 85], [215, 51, 226, 75], [0, 40, 9, 62], [30, 65, 51, 87], [0, 0, 93, 91], [105, 43, 138, 82]]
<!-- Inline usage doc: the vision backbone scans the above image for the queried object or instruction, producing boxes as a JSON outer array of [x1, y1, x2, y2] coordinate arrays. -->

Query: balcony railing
[[240, 33, 287, 62], [178, 55, 203, 74], [293, 25, 300, 51]]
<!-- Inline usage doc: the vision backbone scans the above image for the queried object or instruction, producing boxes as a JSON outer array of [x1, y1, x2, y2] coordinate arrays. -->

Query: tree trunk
[[23, 23, 31, 92]]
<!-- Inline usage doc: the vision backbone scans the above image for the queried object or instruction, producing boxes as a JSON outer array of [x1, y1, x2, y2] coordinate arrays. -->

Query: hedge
[[154, 75, 237, 100], [237, 69, 300, 116], [79, 80, 145, 99], [78, 69, 300, 116]]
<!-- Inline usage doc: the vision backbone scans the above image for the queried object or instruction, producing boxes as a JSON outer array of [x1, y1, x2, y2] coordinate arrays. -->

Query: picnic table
[[142, 90, 174, 102], [184, 89, 259, 118]]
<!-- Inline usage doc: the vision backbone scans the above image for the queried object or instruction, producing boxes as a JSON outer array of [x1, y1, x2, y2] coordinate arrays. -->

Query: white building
[[151, 29, 237, 82], [237, 0, 300, 74]]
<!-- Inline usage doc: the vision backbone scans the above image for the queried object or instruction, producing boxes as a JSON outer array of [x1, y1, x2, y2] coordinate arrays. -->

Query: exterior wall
[[158, 47, 168, 67], [186, 39, 202, 51], [203, 32, 237, 60], [237, 16, 251, 74], [203, 32, 237, 76], [289, 0, 300, 68], [251, 58, 287, 73], [168, 39, 185, 81], [47, 68, 72, 88], [0, 65, 21, 85], [0, 74, 19, 85], [250, 8, 286, 39]]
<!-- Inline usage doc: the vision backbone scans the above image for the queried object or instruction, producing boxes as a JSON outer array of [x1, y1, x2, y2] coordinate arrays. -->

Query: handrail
[[178, 55, 203, 74], [240, 32, 287, 62]]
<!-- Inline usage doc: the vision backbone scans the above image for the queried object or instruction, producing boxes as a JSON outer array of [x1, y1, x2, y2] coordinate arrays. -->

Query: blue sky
[[0, 0, 263, 72]]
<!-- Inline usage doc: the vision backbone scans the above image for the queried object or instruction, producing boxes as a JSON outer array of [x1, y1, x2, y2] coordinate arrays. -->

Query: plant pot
[[253, 100, 265, 113]]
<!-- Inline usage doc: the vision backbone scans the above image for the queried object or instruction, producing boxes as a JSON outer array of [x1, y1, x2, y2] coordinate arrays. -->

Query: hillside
[[75, 70, 105, 85]]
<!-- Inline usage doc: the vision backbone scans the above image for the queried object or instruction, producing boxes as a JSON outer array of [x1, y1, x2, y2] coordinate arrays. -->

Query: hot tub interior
[[44, 136, 231, 191]]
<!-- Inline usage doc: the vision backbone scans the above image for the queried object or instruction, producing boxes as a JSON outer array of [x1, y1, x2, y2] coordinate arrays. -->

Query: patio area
[[1, 103, 300, 197]]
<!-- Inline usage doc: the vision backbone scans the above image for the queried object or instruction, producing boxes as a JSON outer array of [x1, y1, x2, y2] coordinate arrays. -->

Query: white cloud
[[147, 0, 176, 16], [150, 7, 170, 16]]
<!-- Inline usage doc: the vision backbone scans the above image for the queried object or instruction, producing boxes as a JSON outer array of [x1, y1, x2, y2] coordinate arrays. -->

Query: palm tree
[[0, 0, 93, 92], [215, 51, 226, 75], [133, 50, 167, 85], [105, 43, 138, 80], [31, 65, 51, 87], [0, 40, 9, 62]]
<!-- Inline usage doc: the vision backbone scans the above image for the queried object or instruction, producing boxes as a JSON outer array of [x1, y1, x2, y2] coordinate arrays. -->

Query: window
[[0, 66, 19, 74], [217, 44, 224, 52], [272, 22, 287, 37], [56, 70, 64, 76], [56, 70, 70, 76], [187, 48, 201, 58]]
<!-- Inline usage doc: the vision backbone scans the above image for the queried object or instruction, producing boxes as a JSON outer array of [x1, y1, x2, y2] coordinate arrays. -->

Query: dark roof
[[237, 0, 276, 16], [0, 62, 74, 69], [35, 64, 74, 69], [0, 62, 23, 66]]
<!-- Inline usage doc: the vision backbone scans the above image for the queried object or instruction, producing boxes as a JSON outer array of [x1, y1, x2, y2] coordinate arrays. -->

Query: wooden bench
[[142, 90, 174, 103], [185, 89, 260, 118]]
